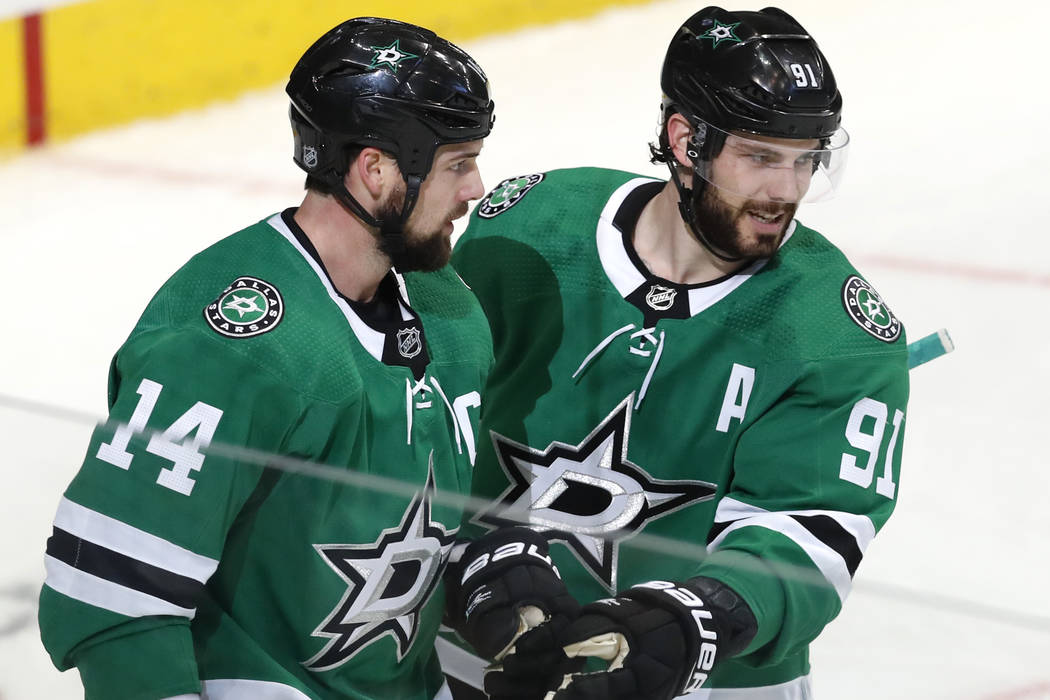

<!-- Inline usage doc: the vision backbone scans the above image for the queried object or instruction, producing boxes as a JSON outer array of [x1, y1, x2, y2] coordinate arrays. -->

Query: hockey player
[[37, 17, 572, 700], [441, 6, 909, 700]]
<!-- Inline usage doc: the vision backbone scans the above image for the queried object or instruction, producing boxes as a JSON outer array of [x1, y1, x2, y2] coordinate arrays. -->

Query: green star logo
[[221, 291, 266, 323], [478, 173, 545, 218], [488, 177, 530, 207], [841, 275, 901, 343], [857, 289, 889, 326], [369, 40, 419, 71], [204, 276, 284, 339], [701, 20, 742, 48]]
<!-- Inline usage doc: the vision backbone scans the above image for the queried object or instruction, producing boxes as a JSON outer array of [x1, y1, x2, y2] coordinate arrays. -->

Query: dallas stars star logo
[[222, 293, 264, 318], [304, 460, 457, 671], [475, 395, 717, 591], [841, 275, 901, 343], [203, 276, 283, 338], [700, 20, 743, 48], [369, 39, 419, 71]]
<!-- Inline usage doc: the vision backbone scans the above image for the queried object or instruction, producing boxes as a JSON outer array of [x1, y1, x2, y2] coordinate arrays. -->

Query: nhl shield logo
[[645, 284, 677, 311], [841, 275, 901, 343], [303, 145, 318, 169], [478, 173, 544, 218], [396, 327, 422, 358], [204, 276, 284, 338]]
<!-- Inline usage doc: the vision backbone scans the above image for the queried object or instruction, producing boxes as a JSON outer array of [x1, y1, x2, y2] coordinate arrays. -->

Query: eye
[[795, 153, 821, 170]]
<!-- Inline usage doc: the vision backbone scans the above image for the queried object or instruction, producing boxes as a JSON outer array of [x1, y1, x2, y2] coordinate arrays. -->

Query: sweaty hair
[[649, 105, 677, 166]]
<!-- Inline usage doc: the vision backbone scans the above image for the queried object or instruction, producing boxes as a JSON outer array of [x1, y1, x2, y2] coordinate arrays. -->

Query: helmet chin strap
[[665, 162, 747, 264], [331, 173, 423, 256]]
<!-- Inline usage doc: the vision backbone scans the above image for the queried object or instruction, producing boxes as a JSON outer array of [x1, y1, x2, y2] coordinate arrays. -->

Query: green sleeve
[[38, 327, 293, 697], [696, 349, 909, 666]]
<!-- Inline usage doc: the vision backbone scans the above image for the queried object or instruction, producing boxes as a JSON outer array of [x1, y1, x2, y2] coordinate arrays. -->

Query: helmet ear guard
[[289, 106, 348, 183]]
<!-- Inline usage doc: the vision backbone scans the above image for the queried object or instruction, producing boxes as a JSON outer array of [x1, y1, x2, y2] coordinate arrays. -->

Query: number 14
[[96, 378, 224, 496]]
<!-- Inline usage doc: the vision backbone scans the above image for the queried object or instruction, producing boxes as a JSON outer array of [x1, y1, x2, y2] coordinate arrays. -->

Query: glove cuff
[[624, 577, 756, 695]]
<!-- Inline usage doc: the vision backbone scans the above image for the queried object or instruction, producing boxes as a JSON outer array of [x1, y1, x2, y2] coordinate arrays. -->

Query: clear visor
[[688, 121, 850, 205]]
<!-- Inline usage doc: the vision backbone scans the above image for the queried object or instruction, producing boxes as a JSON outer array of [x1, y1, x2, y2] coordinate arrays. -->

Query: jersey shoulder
[[403, 265, 493, 369], [722, 221, 908, 362], [117, 215, 364, 402], [454, 168, 654, 296], [462, 167, 649, 244]]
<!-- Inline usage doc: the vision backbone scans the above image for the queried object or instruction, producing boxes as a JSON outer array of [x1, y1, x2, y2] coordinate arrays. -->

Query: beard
[[691, 183, 796, 260], [375, 185, 459, 273]]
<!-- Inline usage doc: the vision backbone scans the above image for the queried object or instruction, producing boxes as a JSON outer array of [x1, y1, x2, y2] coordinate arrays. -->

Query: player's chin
[[734, 229, 783, 259]]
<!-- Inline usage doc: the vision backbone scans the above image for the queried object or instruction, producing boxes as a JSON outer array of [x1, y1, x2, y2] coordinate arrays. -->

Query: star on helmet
[[475, 395, 717, 591], [369, 39, 420, 71], [700, 20, 742, 47]]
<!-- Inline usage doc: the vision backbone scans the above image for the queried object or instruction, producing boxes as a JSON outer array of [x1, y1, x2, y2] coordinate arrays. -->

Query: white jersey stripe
[[435, 635, 486, 689], [44, 554, 196, 619], [713, 497, 877, 550], [54, 497, 219, 583], [199, 679, 314, 699], [681, 674, 812, 699], [708, 497, 875, 602]]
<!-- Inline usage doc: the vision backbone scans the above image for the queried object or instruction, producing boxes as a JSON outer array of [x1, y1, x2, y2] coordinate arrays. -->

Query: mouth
[[746, 208, 787, 233]]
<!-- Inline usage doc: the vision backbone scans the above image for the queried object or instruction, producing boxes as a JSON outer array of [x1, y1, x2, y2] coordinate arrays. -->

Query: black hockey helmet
[[286, 17, 494, 238], [655, 7, 848, 262], [661, 6, 841, 141]]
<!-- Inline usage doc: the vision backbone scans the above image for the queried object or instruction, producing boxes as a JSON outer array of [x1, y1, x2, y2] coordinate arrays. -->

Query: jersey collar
[[595, 177, 794, 318], [267, 211, 429, 377]]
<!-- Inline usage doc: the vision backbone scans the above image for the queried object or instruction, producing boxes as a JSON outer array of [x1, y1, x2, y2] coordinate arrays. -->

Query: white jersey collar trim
[[595, 179, 796, 318], [267, 212, 411, 362]]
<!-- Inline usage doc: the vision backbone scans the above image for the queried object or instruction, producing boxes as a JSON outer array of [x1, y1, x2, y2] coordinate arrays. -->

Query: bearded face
[[376, 181, 466, 273], [690, 181, 797, 260]]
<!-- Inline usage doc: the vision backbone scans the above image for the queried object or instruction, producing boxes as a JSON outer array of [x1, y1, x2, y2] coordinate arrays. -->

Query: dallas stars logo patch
[[841, 275, 901, 343], [304, 461, 457, 671], [700, 20, 743, 48], [369, 39, 419, 71], [477, 173, 544, 218], [203, 276, 283, 338], [475, 395, 717, 591]]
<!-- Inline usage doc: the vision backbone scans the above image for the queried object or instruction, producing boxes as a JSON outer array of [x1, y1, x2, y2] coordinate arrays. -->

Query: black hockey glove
[[444, 527, 583, 700], [547, 577, 757, 700]]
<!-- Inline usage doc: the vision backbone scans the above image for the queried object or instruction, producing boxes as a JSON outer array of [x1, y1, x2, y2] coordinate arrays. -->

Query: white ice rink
[[2, 0, 1049, 697]]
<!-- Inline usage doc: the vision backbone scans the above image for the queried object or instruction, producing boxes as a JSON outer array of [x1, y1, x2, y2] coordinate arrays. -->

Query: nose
[[763, 166, 806, 203], [463, 168, 485, 202]]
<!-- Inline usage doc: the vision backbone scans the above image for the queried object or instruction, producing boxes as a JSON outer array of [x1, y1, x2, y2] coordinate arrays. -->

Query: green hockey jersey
[[441, 169, 909, 696], [39, 210, 492, 700]]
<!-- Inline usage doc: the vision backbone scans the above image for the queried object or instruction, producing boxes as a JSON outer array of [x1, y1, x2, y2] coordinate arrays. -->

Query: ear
[[346, 147, 388, 199], [666, 113, 695, 170]]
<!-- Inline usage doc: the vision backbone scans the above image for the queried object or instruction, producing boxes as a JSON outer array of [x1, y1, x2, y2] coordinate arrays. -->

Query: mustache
[[739, 199, 795, 216]]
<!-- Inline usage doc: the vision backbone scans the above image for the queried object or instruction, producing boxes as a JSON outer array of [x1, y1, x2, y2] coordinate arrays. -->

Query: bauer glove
[[444, 527, 583, 699], [546, 577, 757, 700]]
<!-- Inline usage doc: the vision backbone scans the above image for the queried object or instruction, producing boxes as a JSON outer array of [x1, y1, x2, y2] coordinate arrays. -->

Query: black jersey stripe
[[46, 527, 203, 609], [789, 514, 863, 577], [706, 519, 735, 545]]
